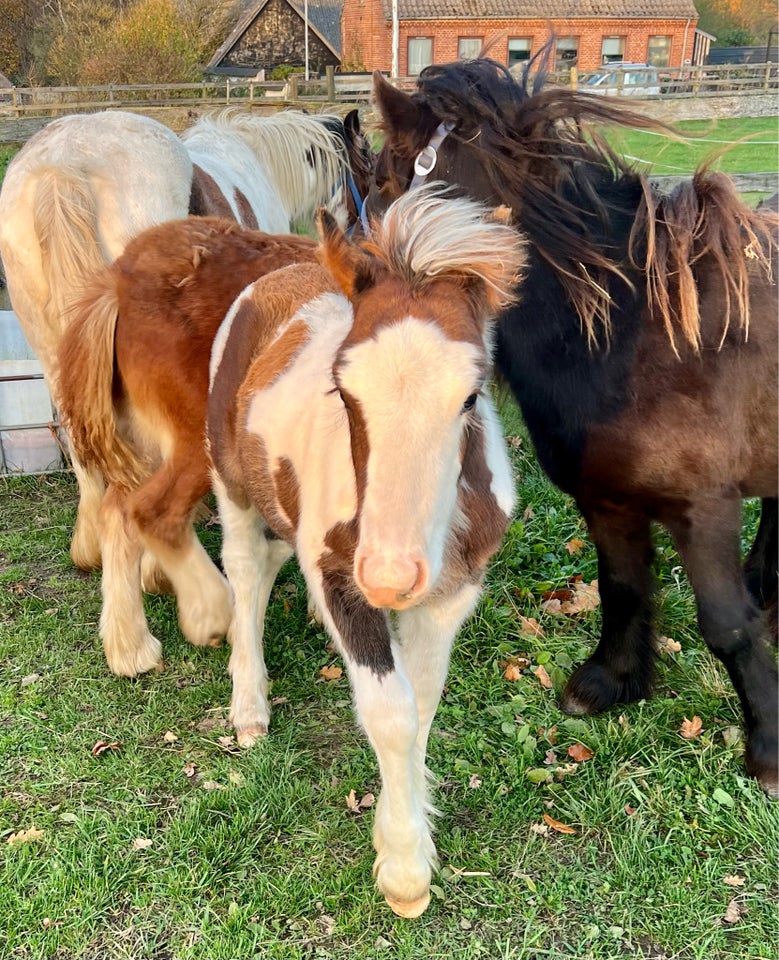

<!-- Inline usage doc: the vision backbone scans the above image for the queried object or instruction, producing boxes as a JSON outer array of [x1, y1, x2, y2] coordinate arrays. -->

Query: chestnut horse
[[58, 218, 319, 676], [367, 58, 778, 795], [0, 107, 371, 570], [207, 185, 524, 916]]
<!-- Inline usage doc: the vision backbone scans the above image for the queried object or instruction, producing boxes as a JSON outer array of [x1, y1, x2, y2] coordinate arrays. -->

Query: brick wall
[[339, 8, 698, 73]]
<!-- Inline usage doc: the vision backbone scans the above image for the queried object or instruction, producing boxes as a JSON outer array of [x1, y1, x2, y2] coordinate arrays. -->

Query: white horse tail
[[32, 166, 111, 352], [58, 268, 147, 488]]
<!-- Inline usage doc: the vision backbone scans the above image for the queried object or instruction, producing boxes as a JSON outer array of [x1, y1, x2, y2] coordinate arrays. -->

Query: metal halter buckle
[[413, 145, 438, 178]]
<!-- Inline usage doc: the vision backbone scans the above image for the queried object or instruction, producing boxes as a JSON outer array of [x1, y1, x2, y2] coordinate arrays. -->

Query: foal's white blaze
[[339, 318, 483, 609]]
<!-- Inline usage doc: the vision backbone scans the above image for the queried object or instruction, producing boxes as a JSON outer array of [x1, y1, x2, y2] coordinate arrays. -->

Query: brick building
[[339, 0, 700, 75]]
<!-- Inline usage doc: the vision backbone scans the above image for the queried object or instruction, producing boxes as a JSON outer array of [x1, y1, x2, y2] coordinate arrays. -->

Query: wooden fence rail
[[0, 62, 775, 120]]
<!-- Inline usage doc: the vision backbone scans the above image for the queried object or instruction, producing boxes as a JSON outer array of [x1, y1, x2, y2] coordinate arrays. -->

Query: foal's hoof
[[384, 891, 430, 919], [560, 659, 652, 715], [745, 737, 779, 799], [235, 723, 268, 748]]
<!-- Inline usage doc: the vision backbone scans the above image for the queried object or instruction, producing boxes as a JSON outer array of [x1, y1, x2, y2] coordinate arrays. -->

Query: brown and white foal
[[58, 217, 319, 676], [207, 186, 525, 917]]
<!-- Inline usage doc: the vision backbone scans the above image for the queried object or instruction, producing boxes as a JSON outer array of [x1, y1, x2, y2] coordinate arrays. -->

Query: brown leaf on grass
[[532, 664, 553, 689], [162, 730, 178, 743], [565, 538, 586, 555], [518, 616, 545, 638], [345, 790, 375, 814], [7, 826, 44, 845], [468, 774, 482, 789], [182, 762, 198, 779], [543, 749, 559, 765], [722, 875, 746, 887], [567, 742, 594, 762], [319, 664, 343, 682], [91, 740, 121, 757], [680, 716, 704, 739], [131, 837, 153, 850], [560, 579, 600, 614], [503, 662, 522, 682], [722, 899, 743, 924], [624, 805, 637, 816], [656, 635, 682, 655], [542, 814, 576, 835], [540, 724, 558, 745], [542, 588, 575, 603], [507, 436, 523, 449]]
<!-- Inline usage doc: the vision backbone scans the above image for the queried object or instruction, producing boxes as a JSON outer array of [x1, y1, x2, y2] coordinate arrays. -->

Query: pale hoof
[[384, 891, 430, 919], [236, 724, 268, 748], [103, 632, 163, 678]]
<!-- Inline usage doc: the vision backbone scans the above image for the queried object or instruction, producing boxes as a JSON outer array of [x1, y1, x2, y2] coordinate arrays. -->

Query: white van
[[581, 64, 662, 97]]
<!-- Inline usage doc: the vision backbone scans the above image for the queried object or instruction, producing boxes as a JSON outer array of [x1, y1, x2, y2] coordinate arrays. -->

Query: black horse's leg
[[662, 493, 778, 797], [743, 497, 778, 643], [561, 504, 656, 714]]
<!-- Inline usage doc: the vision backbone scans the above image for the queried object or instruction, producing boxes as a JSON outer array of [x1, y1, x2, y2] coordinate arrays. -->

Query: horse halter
[[410, 121, 455, 189]]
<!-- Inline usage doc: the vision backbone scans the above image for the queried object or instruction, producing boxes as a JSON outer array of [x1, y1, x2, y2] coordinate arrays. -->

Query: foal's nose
[[356, 554, 429, 610]]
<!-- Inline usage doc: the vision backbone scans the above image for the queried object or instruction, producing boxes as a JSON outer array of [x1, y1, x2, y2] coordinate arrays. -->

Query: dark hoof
[[745, 735, 779, 799], [561, 659, 652, 715]]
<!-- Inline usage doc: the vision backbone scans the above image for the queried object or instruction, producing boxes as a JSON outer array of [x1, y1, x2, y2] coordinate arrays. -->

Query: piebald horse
[[0, 107, 371, 571], [207, 185, 525, 916]]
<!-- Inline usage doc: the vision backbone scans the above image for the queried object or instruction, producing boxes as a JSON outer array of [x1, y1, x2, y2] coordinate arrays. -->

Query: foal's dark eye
[[462, 393, 478, 413]]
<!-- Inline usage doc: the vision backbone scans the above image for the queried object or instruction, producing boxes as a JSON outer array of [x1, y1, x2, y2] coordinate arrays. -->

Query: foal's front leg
[[214, 477, 293, 746], [306, 568, 434, 918], [561, 503, 657, 713]]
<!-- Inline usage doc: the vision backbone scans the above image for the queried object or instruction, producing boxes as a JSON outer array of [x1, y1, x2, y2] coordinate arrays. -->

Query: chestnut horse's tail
[[633, 169, 778, 355], [58, 269, 148, 488]]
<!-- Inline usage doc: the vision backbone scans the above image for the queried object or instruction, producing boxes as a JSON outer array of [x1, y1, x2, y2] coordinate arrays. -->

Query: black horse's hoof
[[561, 659, 652, 715]]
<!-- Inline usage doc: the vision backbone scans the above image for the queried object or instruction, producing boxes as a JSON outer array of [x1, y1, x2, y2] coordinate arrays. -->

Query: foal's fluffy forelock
[[366, 184, 525, 308]]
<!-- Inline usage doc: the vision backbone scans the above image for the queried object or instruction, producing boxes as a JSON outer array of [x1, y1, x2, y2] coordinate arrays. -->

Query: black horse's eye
[[462, 393, 478, 413]]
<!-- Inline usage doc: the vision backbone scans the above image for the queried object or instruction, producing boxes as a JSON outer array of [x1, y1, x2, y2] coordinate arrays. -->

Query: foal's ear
[[344, 108, 361, 141], [317, 208, 374, 299], [372, 70, 421, 135]]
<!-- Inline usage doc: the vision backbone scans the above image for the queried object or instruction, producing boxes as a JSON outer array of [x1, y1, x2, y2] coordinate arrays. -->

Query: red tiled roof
[[381, 0, 698, 20]]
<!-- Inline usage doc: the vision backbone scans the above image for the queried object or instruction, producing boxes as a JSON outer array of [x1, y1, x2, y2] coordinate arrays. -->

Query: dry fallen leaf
[[91, 740, 121, 757], [722, 899, 743, 924], [182, 761, 198, 779], [624, 805, 637, 816], [346, 789, 375, 814], [560, 579, 600, 615], [722, 875, 746, 887], [532, 664, 553, 689], [542, 814, 576, 835], [518, 616, 544, 638], [503, 662, 522, 682], [567, 742, 594, 762], [565, 538, 586, 555], [680, 716, 704, 740], [540, 598, 562, 615], [162, 730, 178, 743], [7, 826, 44, 845], [543, 749, 559, 765], [131, 837, 153, 850], [319, 664, 343, 682], [657, 635, 682, 655], [468, 774, 482, 789]]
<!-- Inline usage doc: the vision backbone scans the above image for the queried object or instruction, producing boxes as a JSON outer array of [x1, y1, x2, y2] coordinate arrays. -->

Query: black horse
[[367, 56, 778, 795]]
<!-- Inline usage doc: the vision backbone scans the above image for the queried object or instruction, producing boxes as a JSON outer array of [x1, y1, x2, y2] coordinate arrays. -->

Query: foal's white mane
[[182, 109, 350, 222], [367, 184, 524, 306]]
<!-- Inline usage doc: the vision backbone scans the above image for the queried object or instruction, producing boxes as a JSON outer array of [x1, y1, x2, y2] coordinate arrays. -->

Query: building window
[[555, 37, 579, 70], [508, 37, 532, 67], [458, 37, 482, 60], [601, 36, 626, 64], [408, 37, 433, 75], [648, 35, 672, 67]]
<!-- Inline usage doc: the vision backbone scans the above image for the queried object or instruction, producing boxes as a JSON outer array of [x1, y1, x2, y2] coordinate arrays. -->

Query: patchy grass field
[[1, 402, 776, 960]]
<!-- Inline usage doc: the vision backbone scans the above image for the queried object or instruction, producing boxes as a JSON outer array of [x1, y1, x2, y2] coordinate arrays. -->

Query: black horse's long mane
[[398, 55, 777, 351]]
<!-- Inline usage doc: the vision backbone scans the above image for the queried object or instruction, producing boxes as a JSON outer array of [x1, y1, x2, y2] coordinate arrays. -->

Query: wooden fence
[[0, 62, 775, 120]]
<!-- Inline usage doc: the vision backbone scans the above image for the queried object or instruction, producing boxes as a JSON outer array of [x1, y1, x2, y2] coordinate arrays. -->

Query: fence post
[[765, 62, 771, 93], [569, 65, 578, 90], [326, 65, 336, 100], [289, 75, 298, 101]]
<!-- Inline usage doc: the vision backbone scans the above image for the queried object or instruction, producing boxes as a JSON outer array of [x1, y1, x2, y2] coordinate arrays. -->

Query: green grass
[[1, 407, 776, 960], [604, 116, 779, 177]]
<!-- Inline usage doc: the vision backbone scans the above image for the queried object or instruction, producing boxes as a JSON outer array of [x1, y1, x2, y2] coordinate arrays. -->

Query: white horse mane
[[368, 184, 525, 307], [183, 109, 350, 221]]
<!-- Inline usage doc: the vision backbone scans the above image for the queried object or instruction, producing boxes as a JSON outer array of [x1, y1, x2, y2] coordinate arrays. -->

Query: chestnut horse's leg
[[214, 477, 293, 747], [661, 494, 779, 797], [128, 453, 232, 652], [743, 497, 778, 642], [98, 484, 163, 676], [561, 505, 656, 714], [68, 450, 105, 571]]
